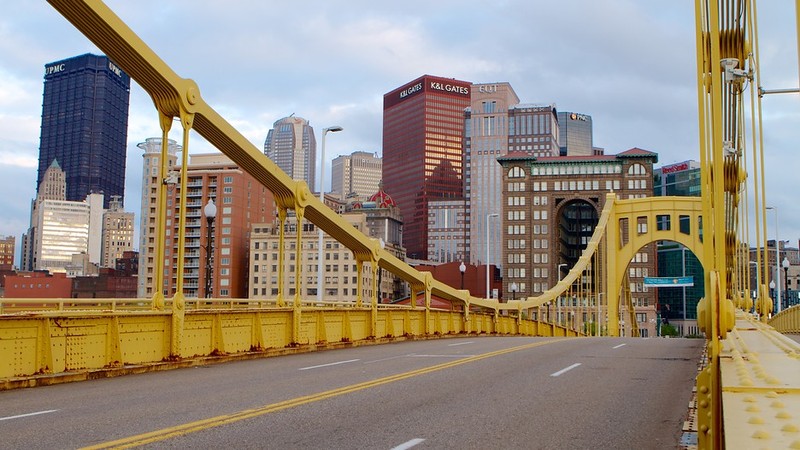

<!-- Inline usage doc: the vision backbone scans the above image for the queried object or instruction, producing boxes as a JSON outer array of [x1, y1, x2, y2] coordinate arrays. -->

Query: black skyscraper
[[37, 53, 131, 208]]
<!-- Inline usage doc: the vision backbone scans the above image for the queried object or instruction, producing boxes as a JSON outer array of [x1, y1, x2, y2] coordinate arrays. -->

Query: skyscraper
[[557, 111, 593, 156], [383, 75, 472, 260], [137, 137, 180, 297], [101, 195, 134, 268], [464, 83, 520, 266], [37, 54, 131, 208], [264, 116, 317, 189], [21, 159, 68, 271], [331, 151, 382, 201]]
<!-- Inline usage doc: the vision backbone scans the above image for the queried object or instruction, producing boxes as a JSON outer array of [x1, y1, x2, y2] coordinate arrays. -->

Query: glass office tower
[[37, 53, 131, 209], [383, 75, 471, 260]]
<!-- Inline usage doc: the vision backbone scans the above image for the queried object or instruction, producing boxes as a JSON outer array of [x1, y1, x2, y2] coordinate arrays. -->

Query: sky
[[0, 1, 797, 260]]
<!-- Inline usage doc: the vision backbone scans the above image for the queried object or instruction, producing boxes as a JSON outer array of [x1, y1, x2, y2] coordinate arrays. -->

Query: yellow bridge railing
[[0, 1, 798, 447]]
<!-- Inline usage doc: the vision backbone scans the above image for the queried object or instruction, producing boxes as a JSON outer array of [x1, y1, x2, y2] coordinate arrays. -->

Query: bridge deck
[[720, 313, 800, 448]]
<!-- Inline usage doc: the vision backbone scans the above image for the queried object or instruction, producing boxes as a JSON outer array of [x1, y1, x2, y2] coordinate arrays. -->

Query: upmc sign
[[384, 75, 471, 109]]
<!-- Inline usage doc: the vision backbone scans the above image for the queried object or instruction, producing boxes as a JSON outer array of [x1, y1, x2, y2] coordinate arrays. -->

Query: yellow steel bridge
[[1, 1, 799, 448]]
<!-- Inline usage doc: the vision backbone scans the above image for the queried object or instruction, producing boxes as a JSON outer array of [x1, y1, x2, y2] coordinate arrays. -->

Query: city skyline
[[0, 2, 797, 256]]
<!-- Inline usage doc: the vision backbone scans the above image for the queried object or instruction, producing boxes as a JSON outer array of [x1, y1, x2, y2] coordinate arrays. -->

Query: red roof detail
[[369, 186, 397, 208], [618, 147, 657, 156]]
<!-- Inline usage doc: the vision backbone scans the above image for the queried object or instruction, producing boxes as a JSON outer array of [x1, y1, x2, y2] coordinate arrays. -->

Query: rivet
[[770, 401, 785, 409], [748, 416, 764, 424], [751, 430, 770, 440], [776, 411, 792, 420]]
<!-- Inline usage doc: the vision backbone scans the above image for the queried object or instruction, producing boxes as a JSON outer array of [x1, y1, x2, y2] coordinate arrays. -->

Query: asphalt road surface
[[0, 336, 704, 449]]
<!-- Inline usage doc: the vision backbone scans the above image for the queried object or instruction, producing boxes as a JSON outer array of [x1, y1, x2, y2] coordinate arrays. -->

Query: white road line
[[0, 410, 58, 422], [409, 354, 476, 358], [391, 438, 425, 450], [612, 343, 627, 349], [298, 359, 360, 371], [550, 363, 582, 377], [363, 354, 409, 364], [447, 341, 474, 346]]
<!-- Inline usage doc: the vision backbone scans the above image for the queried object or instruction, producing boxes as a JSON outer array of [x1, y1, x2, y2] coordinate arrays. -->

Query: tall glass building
[[557, 111, 593, 156], [37, 54, 131, 209], [264, 116, 317, 190], [383, 75, 471, 260]]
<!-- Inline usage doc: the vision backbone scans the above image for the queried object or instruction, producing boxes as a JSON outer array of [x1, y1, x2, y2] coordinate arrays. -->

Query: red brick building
[[3, 271, 72, 298]]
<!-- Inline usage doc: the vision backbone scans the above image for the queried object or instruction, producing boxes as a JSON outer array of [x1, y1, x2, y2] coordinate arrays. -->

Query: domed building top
[[368, 181, 397, 208]]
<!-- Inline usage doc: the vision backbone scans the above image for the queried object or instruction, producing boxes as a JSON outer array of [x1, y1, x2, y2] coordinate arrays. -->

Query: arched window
[[508, 166, 525, 178], [627, 163, 646, 176]]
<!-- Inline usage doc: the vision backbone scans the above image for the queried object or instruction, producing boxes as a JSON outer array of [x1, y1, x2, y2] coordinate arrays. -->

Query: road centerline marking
[[550, 363, 581, 377], [0, 409, 58, 422], [83, 339, 561, 449], [298, 359, 359, 371], [612, 343, 627, 349], [391, 438, 426, 450]]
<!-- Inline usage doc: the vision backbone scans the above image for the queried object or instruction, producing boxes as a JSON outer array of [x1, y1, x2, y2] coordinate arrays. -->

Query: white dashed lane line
[[298, 359, 360, 371], [550, 363, 582, 377]]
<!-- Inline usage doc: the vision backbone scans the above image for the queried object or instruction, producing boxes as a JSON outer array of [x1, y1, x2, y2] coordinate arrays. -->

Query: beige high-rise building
[[102, 195, 134, 268], [331, 151, 382, 201], [137, 137, 180, 297], [248, 213, 377, 301], [37, 159, 67, 201], [464, 83, 520, 268]]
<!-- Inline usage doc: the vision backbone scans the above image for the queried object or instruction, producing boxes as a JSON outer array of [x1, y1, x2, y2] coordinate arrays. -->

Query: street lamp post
[[459, 261, 466, 290], [783, 257, 790, 311], [766, 206, 781, 313], [378, 238, 385, 302], [486, 213, 499, 301], [317, 125, 343, 303], [557, 263, 567, 325], [203, 199, 217, 299], [769, 279, 776, 310], [597, 293, 604, 337]]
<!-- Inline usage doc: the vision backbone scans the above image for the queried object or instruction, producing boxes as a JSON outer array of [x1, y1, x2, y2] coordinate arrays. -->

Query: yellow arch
[[604, 196, 705, 336]]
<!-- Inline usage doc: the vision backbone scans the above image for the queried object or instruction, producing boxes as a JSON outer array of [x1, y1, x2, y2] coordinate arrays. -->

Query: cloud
[[0, 0, 797, 256]]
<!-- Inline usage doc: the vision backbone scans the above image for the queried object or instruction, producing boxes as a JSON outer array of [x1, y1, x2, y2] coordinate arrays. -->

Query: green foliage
[[660, 323, 679, 337]]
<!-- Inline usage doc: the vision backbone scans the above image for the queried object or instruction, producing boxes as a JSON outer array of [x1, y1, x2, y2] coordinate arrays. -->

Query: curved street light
[[317, 125, 343, 303]]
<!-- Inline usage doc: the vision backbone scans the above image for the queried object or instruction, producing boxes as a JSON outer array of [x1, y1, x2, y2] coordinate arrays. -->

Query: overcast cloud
[[0, 1, 797, 258]]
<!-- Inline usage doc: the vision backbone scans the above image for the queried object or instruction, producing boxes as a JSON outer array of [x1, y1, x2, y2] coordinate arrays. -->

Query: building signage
[[478, 84, 498, 93], [108, 62, 123, 77], [399, 82, 423, 99], [661, 161, 690, 174], [45, 63, 66, 75], [429, 81, 469, 95], [569, 113, 589, 122], [644, 276, 694, 287]]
